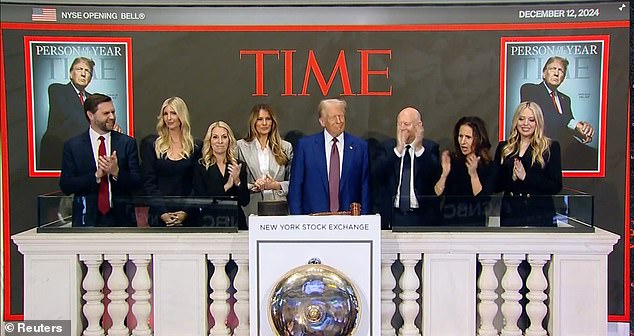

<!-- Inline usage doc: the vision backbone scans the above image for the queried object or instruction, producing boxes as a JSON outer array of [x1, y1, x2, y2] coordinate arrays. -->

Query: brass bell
[[268, 258, 361, 335]]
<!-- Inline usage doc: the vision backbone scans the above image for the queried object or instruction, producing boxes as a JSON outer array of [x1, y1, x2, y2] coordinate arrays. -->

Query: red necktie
[[329, 138, 340, 212], [550, 91, 561, 114], [97, 136, 110, 214], [78, 91, 84, 104]]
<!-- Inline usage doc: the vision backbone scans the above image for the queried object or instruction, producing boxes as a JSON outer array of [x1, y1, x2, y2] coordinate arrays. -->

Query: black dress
[[490, 140, 562, 227], [192, 159, 250, 230], [140, 135, 202, 227], [440, 156, 492, 226]]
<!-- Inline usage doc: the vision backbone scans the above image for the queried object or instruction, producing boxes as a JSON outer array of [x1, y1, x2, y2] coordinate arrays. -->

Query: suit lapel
[[245, 141, 262, 180], [341, 132, 353, 191], [313, 134, 329, 192], [268, 145, 282, 179], [80, 131, 97, 172]]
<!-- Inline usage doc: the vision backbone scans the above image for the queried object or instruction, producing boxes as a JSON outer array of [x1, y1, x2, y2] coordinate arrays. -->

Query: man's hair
[[84, 93, 112, 122], [542, 56, 569, 74], [69, 57, 96, 74], [317, 98, 347, 118]]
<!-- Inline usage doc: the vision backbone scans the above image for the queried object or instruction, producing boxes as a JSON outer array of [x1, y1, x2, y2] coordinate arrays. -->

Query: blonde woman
[[141, 97, 201, 227], [237, 104, 293, 216], [491, 101, 562, 227], [193, 121, 249, 229]]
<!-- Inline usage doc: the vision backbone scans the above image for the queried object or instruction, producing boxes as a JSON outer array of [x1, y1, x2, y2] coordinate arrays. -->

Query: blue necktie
[[399, 145, 411, 211]]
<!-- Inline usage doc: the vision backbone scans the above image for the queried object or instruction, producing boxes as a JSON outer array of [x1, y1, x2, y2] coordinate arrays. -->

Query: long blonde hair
[[154, 97, 195, 159], [200, 121, 238, 169], [501, 101, 551, 168], [244, 104, 289, 166]]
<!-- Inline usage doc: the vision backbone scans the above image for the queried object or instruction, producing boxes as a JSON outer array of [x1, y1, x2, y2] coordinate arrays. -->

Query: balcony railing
[[12, 210, 618, 336]]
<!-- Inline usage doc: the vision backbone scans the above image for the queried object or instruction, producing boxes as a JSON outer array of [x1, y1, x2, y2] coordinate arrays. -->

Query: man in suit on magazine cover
[[520, 56, 597, 170], [288, 98, 370, 215], [40, 57, 95, 170], [59, 93, 142, 227]]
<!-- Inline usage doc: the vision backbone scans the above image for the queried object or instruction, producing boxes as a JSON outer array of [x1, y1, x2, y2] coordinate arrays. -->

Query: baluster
[[130, 254, 152, 336], [233, 256, 249, 336], [500, 254, 524, 336], [381, 253, 397, 336], [398, 254, 420, 336], [477, 254, 501, 336], [209, 256, 231, 336], [80, 255, 105, 336], [106, 254, 130, 336], [525, 254, 550, 336]]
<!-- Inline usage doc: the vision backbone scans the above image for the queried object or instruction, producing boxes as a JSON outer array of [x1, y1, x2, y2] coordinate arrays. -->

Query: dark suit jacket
[[288, 131, 370, 215], [373, 138, 441, 227], [490, 140, 563, 226], [140, 135, 202, 226], [59, 130, 142, 227], [520, 82, 597, 170], [520, 82, 574, 145], [192, 160, 250, 229], [41, 82, 90, 170]]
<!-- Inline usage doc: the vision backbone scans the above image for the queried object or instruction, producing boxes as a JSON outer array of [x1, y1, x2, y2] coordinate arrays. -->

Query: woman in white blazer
[[237, 104, 293, 217]]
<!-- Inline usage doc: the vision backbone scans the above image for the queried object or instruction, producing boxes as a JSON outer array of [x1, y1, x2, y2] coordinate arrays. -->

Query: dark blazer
[[520, 82, 598, 170], [192, 160, 250, 229], [373, 138, 441, 227], [59, 130, 142, 227], [490, 140, 563, 226], [288, 131, 370, 215], [41, 82, 90, 170], [520, 82, 574, 145], [140, 135, 202, 226]]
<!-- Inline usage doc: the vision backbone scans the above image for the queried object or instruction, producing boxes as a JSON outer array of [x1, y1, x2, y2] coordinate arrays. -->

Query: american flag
[[31, 8, 57, 22]]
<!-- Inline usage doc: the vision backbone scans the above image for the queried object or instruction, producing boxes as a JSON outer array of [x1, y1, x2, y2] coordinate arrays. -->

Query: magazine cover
[[499, 35, 609, 177], [25, 36, 133, 176]]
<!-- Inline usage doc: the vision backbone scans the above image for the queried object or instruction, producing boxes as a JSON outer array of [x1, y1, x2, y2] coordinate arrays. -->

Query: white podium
[[249, 214, 382, 336]]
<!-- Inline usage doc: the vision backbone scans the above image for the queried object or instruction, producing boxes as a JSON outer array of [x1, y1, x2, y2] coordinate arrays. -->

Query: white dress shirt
[[393, 143, 425, 208], [89, 127, 112, 205], [324, 130, 344, 178]]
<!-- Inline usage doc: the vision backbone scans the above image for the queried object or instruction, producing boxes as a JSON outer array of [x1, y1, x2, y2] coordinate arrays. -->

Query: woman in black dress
[[491, 101, 562, 227], [434, 116, 492, 226], [193, 121, 249, 229], [141, 96, 201, 227]]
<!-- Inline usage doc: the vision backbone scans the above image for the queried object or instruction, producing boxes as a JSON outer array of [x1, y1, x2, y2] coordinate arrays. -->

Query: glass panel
[[37, 194, 240, 232]]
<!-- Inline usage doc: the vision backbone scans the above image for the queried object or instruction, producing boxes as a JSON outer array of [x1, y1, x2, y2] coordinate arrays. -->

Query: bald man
[[374, 107, 441, 227]]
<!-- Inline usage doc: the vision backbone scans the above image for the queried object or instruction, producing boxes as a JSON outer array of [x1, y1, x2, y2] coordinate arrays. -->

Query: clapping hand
[[97, 150, 119, 178], [512, 158, 526, 181], [440, 150, 451, 177], [465, 155, 480, 177], [228, 163, 242, 186]]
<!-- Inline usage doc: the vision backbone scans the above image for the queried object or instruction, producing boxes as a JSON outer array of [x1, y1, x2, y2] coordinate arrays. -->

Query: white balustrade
[[477, 254, 501, 336], [80, 254, 105, 336], [398, 254, 420, 336], [12, 226, 618, 336], [105, 254, 130, 336], [381, 253, 397, 336], [130, 254, 152, 336], [232, 255, 250, 336], [525, 254, 550, 336], [501, 254, 524, 336], [208, 255, 231, 336]]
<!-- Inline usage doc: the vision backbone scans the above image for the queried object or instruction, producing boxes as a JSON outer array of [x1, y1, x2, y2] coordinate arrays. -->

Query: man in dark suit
[[40, 57, 95, 170], [288, 98, 370, 215], [374, 107, 441, 228], [520, 56, 597, 170], [59, 93, 142, 227]]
